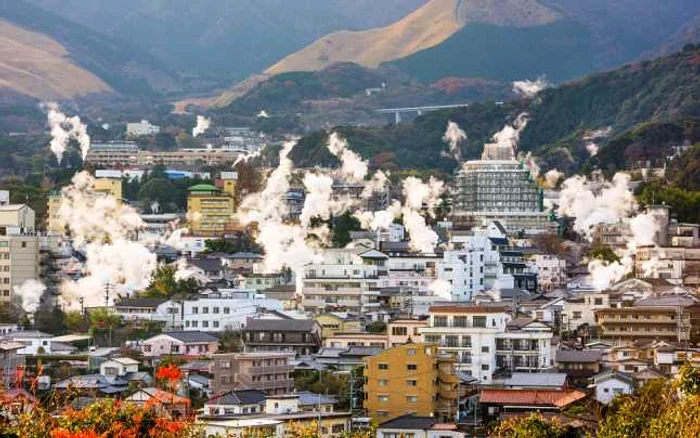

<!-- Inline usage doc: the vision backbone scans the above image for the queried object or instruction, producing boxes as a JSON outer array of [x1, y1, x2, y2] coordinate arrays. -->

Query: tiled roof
[[296, 391, 337, 406], [206, 389, 266, 406], [505, 373, 567, 388], [163, 331, 219, 343], [556, 350, 603, 363], [480, 389, 586, 408], [378, 414, 436, 430], [136, 388, 190, 405]]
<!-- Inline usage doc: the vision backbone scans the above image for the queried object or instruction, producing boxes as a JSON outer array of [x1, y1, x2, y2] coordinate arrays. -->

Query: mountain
[[0, 0, 181, 97], [264, 0, 700, 86], [288, 45, 700, 175], [266, 0, 561, 74], [0, 19, 111, 100], [389, 0, 700, 83], [26, 0, 427, 83]]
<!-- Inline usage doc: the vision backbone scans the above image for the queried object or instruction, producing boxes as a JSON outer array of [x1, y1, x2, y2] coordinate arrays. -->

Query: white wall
[[596, 378, 632, 405]]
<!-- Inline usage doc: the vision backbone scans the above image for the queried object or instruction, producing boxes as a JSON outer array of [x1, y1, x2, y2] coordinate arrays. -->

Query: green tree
[[88, 308, 121, 347], [589, 245, 620, 263], [492, 412, 569, 438], [64, 311, 89, 332], [33, 306, 68, 335], [367, 320, 386, 334], [143, 265, 200, 298], [217, 329, 244, 353], [331, 212, 362, 247]]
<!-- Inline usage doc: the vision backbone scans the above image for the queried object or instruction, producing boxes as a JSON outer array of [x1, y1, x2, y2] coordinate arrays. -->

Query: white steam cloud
[[442, 121, 466, 162], [544, 169, 564, 188], [192, 115, 211, 138], [44, 102, 91, 164], [257, 110, 270, 118], [585, 142, 599, 157], [429, 279, 452, 301], [512, 76, 550, 98], [482, 113, 529, 160], [13, 279, 46, 314]]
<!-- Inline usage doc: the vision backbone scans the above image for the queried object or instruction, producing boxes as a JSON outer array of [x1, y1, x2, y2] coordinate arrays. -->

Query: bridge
[[376, 103, 471, 123]]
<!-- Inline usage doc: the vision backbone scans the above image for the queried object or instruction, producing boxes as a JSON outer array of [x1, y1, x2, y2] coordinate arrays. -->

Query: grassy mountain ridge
[[288, 45, 700, 175], [0, 0, 182, 96]]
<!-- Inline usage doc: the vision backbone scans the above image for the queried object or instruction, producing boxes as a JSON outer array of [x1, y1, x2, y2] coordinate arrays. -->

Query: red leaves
[[156, 363, 182, 384], [50, 429, 99, 438]]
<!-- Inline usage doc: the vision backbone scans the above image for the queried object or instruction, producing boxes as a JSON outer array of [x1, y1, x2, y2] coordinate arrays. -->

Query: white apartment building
[[114, 290, 282, 332], [419, 304, 553, 382], [437, 233, 513, 301], [126, 120, 160, 136], [301, 248, 383, 318], [561, 291, 612, 332], [535, 255, 567, 292]]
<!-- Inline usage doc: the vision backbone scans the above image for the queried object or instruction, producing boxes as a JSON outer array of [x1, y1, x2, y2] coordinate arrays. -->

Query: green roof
[[188, 184, 219, 192]]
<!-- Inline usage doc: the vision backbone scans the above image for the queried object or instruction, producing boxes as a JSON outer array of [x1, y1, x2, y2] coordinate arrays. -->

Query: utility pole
[[79, 297, 85, 316]]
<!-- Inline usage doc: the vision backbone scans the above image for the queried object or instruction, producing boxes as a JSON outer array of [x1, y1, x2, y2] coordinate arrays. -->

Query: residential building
[[419, 305, 553, 382], [324, 332, 388, 349], [125, 387, 189, 417], [199, 394, 351, 438], [85, 147, 242, 169], [503, 372, 568, 390], [591, 372, 635, 405], [0, 204, 35, 230], [113, 298, 175, 323], [141, 331, 219, 358], [181, 290, 282, 332], [451, 141, 550, 235], [0, 341, 25, 388], [535, 255, 567, 292], [1, 331, 54, 355], [187, 182, 238, 237], [314, 313, 361, 338], [0, 204, 39, 307], [592, 222, 632, 249], [211, 351, 295, 396], [203, 389, 267, 416], [54, 374, 129, 396], [554, 350, 603, 378], [597, 294, 699, 344], [635, 246, 700, 282], [363, 343, 459, 422], [243, 273, 286, 292], [242, 318, 322, 356], [604, 345, 651, 373], [126, 120, 160, 136], [479, 388, 586, 422], [387, 317, 428, 347], [93, 177, 123, 201], [312, 346, 383, 372], [99, 357, 139, 377], [562, 291, 612, 332], [301, 248, 383, 317], [376, 415, 465, 438]]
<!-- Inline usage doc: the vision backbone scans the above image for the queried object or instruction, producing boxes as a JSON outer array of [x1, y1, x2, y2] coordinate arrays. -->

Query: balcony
[[438, 386, 458, 399], [248, 365, 293, 374], [438, 373, 459, 384]]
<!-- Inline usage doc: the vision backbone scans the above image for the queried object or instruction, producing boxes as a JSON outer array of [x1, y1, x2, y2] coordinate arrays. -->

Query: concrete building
[[126, 120, 160, 136], [419, 305, 553, 382], [363, 343, 458, 422], [47, 176, 122, 234], [187, 180, 238, 238], [242, 318, 322, 356], [86, 147, 242, 169], [387, 318, 429, 347], [451, 143, 550, 234], [635, 246, 700, 282], [181, 290, 282, 332], [301, 248, 383, 317], [211, 351, 294, 396], [535, 255, 567, 292], [141, 331, 219, 358], [376, 415, 465, 438], [0, 205, 39, 308], [0, 341, 25, 388]]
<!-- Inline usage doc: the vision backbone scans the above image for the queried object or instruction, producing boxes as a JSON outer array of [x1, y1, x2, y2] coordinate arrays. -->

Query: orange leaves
[[156, 363, 183, 384], [50, 429, 99, 438]]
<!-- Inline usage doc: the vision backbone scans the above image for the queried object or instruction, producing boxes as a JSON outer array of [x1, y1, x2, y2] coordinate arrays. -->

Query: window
[[392, 326, 407, 336], [213, 307, 220, 314], [192, 321, 198, 328], [481, 346, 489, 353], [378, 363, 389, 370], [213, 321, 219, 328], [332, 424, 345, 434], [572, 311, 582, 319], [192, 307, 198, 314], [407, 348, 417, 356], [473, 316, 487, 328], [202, 321, 209, 328], [407, 364, 417, 371], [21, 242, 27, 248], [454, 316, 468, 327], [406, 395, 418, 403], [203, 307, 209, 314], [594, 298, 603, 305], [434, 316, 448, 327], [445, 335, 458, 348], [481, 364, 489, 371], [406, 380, 417, 387], [377, 395, 389, 402], [378, 379, 388, 386]]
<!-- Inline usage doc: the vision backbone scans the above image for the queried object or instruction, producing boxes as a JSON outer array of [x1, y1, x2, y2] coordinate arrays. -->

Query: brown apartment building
[[211, 351, 295, 396]]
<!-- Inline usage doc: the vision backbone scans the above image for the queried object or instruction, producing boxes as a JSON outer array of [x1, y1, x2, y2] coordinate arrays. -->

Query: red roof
[[479, 389, 586, 408]]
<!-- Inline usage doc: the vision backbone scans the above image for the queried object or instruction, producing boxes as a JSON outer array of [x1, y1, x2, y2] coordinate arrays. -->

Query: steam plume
[[13, 279, 45, 314], [544, 169, 564, 188], [192, 115, 211, 138], [442, 121, 466, 162], [512, 76, 550, 98], [44, 102, 91, 164]]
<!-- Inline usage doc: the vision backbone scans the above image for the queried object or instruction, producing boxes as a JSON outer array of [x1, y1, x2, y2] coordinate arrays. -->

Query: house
[[210, 351, 294, 396], [324, 332, 388, 349], [203, 389, 267, 416], [54, 374, 130, 396], [243, 318, 321, 356], [376, 415, 465, 438], [141, 331, 219, 358], [243, 273, 286, 292], [99, 357, 139, 377], [591, 372, 635, 405], [1, 331, 53, 355], [0, 341, 25, 388], [555, 350, 603, 378], [187, 258, 225, 281], [314, 313, 361, 338], [313, 346, 383, 372], [125, 387, 190, 417], [479, 389, 586, 422], [503, 372, 568, 390], [0, 388, 38, 419], [363, 343, 458, 422], [184, 373, 212, 397], [199, 394, 351, 438], [113, 298, 174, 323]]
